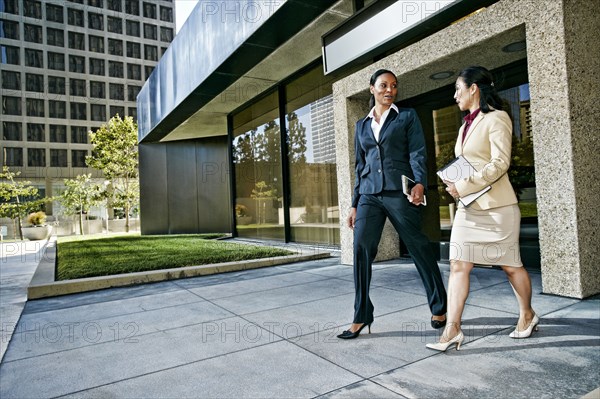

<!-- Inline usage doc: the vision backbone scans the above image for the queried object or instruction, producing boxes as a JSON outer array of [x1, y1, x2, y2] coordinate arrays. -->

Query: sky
[[175, 0, 200, 33]]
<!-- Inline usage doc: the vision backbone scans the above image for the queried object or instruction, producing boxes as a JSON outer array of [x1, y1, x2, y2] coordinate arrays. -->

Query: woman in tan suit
[[426, 66, 538, 351]]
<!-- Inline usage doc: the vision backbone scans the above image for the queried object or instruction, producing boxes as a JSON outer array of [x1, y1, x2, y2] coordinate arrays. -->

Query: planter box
[[22, 225, 52, 241]]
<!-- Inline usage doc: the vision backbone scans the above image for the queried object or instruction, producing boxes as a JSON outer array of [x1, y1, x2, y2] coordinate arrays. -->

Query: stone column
[[527, 0, 600, 298]]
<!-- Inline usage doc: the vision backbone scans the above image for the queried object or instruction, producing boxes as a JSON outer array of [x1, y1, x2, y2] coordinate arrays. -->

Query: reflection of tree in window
[[287, 112, 307, 163]]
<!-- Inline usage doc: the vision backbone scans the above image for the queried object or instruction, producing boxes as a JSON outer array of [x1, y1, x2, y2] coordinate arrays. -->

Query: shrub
[[27, 211, 47, 226]]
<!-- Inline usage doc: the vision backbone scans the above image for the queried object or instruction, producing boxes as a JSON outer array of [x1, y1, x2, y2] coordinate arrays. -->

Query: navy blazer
[[352, 106, 428, 208]]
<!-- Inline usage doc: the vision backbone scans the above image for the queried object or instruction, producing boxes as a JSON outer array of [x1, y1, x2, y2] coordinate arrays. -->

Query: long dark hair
[[369, 69, 397, 109], [458, 66, 503, 113]]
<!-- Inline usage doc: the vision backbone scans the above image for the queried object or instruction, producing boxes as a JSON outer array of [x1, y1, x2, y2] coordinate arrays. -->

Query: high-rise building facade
[[0, 0, 175, 216]]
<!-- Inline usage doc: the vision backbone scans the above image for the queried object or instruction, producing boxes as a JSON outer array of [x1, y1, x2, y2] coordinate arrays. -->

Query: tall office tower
[[310, 94, 335, 164], [0, 0, 176, 216]]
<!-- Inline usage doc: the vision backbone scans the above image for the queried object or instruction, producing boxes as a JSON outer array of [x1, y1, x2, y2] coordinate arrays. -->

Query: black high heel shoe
[[337, 323, 372, 339]]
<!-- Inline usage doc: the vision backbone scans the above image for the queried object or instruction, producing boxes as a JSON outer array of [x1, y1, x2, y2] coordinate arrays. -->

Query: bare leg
[[502, 266, 535, 330], [439, 260, 474, 342]]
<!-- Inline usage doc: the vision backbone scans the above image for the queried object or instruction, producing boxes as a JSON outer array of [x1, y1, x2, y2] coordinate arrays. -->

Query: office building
[[138, 0, 598, 299], [0, 0, 175, 220]]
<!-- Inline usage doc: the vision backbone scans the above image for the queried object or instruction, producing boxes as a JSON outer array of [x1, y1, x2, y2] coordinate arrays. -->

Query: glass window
[[88, 12, 103, 30], [161, 47, 168, 57], [47, 27, 64, 47], [27, 123, 45, 141], [48, 76, 65, 94], [47, 52, 65, 70], [125, 20, 140, 37], [110, 105, 124, 118], [25, 49, 43, 68], [46, 3, 64, 23], [108, 39, 123, 56], [126, 41, 140, 58], [1, 45, 20, 64], [24, 24, 42, 43], [28, 148, 46, 167], [110, 83, 124, 101], [127, 85, 140, 101], [25, 73, 44, 92], [125, 0, 139, 15], [88, 0, 103, 8], [49, 100, 66, 118], [49, 124, 67, 143], [24, 0, 42, 19], [70, 102, 87, 120], [70, 78, 86, 97], [89, 35, 104, 53], [90, 81, 105, 98], [71, 126, 88, 143], [1, 1, 19, 15], [143, 23, 157, 40], [107, 16, 122, 33], [109, 61, 124, 78], [4, 147, 23, 166], [69, 55, 85, 73], [232, 90, 284, 241], [89, 58, 105, 75], [50, 149, 68, 167], [127, 63, 141, 80], [67, 8, 84, 27], [160, 6, 173, 22], [26, 98, 44, 117], [128, 107, 136, 120], [3, 121, 22, 141], [160, 27, 173, 42], [284, 67, 338, 244], [107, 0, 121, 12], [2, 96, 21, 115], [68, 0, 84, 3], [68, 31, 85, 50], [1, 70, 20, 90], [1, 19, 19, 40], [72, 150, 88, 167], [91, 104, 106, 121], [142, 2, 156, 18], [144, 45, 157, 61]]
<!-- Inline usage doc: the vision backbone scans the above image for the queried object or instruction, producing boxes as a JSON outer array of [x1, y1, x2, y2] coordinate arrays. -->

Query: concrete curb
[[27, 236, 331, 300]]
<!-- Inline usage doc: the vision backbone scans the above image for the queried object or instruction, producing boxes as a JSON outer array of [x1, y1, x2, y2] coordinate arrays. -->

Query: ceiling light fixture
[[429, 71, 454, 80], [502, 40, 526, 53]]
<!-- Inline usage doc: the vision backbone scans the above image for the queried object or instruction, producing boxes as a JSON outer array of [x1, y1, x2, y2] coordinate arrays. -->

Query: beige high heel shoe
[[509, 314, 540, 339], [426, 331, 464, 352]]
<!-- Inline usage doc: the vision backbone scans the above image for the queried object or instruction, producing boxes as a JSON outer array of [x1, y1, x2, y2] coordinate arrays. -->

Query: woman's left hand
[[443, 180, 459, 199]]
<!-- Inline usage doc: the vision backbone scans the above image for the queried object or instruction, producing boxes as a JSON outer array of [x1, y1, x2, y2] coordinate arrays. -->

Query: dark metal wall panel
[[139, 143, 169, 234], [195, 136, 232, 233], [166, 141, 200, 233]]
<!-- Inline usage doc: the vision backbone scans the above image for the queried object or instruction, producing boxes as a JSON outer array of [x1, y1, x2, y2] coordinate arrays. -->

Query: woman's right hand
[[347, 207, 357, 230]]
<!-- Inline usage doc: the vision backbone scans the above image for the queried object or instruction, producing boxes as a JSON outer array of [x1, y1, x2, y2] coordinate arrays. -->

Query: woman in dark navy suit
[[338, 69, 447, 339]]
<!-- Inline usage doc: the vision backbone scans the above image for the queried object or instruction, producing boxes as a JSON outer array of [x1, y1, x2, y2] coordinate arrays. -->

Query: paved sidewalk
[[0, 249, 599, 398], [0, 240, 48, 362]]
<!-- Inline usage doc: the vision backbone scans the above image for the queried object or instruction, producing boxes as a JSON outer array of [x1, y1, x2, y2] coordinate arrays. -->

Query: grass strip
[[57, 234, 293, 280]]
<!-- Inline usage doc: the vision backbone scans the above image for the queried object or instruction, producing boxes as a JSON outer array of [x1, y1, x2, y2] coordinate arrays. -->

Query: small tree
[[250, 181, 278, 224], [59, 174, 103, 235], [0, 166, 47, 240], [86, 115, 139, 232]]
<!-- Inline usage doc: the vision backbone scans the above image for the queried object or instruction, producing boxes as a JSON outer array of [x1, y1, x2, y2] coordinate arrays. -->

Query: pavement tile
[[317, 380, 406, 398], [0, 316, 281, 399], [3, 299, 234, 362], [59, 340, 361, 399]]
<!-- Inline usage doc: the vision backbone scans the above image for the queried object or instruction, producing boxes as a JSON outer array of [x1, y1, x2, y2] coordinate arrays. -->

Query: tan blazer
[[454, 109, 518, 210]]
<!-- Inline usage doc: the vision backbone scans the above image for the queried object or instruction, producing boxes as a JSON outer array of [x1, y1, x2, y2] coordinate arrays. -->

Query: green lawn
[[56, 233, 293, 280]]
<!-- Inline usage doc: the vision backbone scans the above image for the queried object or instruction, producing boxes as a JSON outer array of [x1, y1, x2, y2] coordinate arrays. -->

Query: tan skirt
[[449, 204, 523, 267]]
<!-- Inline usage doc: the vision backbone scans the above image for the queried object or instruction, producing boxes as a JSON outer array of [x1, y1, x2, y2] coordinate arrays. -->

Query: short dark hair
[[458, 66, 504, 113], [369, 69, 397, 108]]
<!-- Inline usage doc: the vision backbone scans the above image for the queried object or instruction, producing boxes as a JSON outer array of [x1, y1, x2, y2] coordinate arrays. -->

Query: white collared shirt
[[368, 103, 398, 142]]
